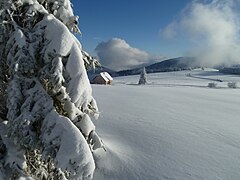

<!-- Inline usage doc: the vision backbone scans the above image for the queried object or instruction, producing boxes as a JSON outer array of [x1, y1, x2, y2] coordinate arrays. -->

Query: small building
[[91, 72, 113, 85]]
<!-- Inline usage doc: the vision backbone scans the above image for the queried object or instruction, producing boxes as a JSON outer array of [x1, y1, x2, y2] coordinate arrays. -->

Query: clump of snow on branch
[[41, 110, 95, 179]]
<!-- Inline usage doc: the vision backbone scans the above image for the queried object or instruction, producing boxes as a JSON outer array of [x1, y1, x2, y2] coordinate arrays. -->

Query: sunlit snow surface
[[92, 69, 240, 180]]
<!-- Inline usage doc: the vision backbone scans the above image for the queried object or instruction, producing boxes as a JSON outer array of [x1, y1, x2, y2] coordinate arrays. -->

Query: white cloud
[[162, 22, 177, 39], [162, 0, 240, 66], [95, 38, 155, 71]]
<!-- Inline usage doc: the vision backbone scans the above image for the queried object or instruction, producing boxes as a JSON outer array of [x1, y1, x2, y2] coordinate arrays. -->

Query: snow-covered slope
[[92, 69, 240, 180]]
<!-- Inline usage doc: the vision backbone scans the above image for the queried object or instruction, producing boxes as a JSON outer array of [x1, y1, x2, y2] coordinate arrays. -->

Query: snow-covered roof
[[100, 72, 113, 82]]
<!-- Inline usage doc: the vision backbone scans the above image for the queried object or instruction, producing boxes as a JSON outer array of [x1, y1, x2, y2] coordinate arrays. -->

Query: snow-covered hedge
[[208, 82, 217, 88], [228, 82, 238, 88]]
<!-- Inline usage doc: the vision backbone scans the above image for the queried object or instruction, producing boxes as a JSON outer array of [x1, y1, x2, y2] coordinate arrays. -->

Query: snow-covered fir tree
[[138, 67, 147, 85], [0, 0, 103, 179]]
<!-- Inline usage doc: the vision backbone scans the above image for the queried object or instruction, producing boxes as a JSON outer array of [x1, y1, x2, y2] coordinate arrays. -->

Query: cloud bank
[[162, 0, 240, 67], [95, 38, 155, 71]]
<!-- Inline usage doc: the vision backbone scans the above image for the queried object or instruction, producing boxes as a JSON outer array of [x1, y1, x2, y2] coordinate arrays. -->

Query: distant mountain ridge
[[88, 57, 240, 79], [88, 57, 201, 78], [114, 57, 200, 77]]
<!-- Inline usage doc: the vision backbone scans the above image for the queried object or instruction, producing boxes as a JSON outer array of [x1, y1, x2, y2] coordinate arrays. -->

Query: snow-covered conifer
[[138, 67, 147, 85], [0, 0, 103, 179]]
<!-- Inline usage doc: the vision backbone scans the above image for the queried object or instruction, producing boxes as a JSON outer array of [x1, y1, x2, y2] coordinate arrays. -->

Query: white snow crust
[[92, 69, 240, 180]]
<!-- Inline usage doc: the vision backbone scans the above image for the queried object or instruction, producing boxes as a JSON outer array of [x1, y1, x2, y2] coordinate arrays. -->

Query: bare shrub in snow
[[138, 67, 147, 85], [208, 82, 217, 88], [228, 82, 238, 88], [0, 0, 103, 179]]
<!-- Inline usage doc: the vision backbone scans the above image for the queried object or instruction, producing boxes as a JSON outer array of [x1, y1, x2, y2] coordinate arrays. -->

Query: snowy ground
[[92, 69, 240, 180]]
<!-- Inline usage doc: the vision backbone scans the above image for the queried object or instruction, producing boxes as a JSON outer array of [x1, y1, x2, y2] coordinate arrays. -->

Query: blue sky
[[72, 0, 191, 57], [71, 0, 240, 71]]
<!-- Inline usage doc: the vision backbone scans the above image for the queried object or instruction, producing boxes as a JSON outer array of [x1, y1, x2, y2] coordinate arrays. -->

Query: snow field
[[92, 70, 240, 180]]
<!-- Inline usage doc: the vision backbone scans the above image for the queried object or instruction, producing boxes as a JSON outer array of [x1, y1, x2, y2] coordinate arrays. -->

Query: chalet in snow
[[91, 72, 113, 85]]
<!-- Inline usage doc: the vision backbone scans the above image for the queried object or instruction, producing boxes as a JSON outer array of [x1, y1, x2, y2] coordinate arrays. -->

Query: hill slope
[[88, 57, 200, 79], [116, 57, 199, 76]]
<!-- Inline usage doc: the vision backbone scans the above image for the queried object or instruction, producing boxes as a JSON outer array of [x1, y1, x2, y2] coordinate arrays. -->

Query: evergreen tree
[[138, 67, 147, 85], [0, 0, 103, 179]]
